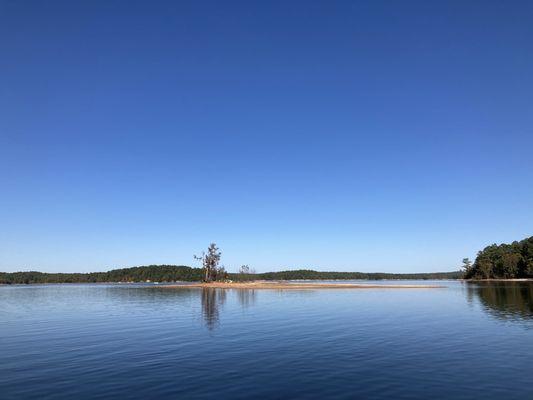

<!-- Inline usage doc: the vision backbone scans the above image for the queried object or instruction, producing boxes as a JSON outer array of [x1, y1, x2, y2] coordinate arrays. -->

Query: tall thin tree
[[194, 243, 222, 282]]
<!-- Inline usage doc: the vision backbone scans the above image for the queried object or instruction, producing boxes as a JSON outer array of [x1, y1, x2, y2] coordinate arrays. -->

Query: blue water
[[1, 281, 532, 399]]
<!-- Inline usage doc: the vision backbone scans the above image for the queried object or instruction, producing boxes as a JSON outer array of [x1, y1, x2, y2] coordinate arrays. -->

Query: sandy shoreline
[[161, 281, 444, 290]]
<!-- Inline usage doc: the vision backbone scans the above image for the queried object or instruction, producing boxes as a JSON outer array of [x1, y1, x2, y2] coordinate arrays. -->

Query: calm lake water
[[1, 281, 532, 399]]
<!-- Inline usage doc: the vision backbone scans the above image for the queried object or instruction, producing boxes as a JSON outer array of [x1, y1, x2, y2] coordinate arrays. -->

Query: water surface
[[1, 281, 532, 399]]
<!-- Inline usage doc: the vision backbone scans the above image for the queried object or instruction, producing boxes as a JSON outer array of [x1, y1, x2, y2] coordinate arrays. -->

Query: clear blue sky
[[1, 1, 532, 273]]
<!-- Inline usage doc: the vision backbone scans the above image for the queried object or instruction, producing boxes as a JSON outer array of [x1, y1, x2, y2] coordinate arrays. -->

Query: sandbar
[[161, 281, 443, 290]]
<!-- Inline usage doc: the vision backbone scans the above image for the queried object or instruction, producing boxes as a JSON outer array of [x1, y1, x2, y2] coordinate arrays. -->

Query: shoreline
[[2, 279, 532, 287], [161, 281, 444, 290]]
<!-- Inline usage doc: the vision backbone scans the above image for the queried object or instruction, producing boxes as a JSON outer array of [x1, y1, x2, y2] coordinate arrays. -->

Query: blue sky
[[1, 1, 532, 273]]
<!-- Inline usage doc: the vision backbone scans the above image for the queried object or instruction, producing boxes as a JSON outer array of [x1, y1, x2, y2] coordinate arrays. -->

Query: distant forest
[[0, 266, 462, 284], [464, 236, 533, 279]]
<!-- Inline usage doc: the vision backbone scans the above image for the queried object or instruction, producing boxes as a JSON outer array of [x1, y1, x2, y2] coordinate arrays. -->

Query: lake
[[1, 281, 532, 399]]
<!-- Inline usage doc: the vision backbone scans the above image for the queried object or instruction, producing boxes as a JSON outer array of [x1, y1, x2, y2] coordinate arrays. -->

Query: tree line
[[0, 265, 204, 284], [463, 236, 533, 279], [0, 265, 462, 285], [242, 269, 462, 281], [0, 242, 465, 284]]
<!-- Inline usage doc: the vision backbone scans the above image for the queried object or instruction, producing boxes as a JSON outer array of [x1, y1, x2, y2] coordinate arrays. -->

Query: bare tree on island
[[238, 264, 256, 281], [194, 243, 222, 282]]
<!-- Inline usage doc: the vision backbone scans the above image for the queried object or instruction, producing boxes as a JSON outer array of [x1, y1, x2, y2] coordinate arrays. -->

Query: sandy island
[[162, 281, 443, 290]]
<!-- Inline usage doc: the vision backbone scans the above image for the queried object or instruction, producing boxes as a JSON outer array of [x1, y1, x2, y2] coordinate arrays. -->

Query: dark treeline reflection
[[468, 282, 533, 322], [201, 288, 227, 330], [200, 288, 258, 330]]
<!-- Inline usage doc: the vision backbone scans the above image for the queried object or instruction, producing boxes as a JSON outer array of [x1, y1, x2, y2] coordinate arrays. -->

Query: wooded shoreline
[[0, 266, 463, 285], [161, 281, 444, 289]]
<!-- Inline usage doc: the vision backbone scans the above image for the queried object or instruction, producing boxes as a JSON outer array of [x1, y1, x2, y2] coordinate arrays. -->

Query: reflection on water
[[2, 282, 533, 399], [236, 289, 256, 308], [198, 283, 533, 330], [201, 288, 226, 330], [468, 281, 533, 322], [200, 288, 257, 329]]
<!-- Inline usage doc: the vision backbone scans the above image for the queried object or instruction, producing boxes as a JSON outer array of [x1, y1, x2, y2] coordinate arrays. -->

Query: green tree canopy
[[464, 236, 533, 279]]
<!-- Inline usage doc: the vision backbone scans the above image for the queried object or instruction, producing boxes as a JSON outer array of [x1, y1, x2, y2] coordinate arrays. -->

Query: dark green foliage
[[0, 265, 203, 284], [465, 236, 533, 279], [247, 269, 463, 281], [0, 266, 462, 284]]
